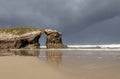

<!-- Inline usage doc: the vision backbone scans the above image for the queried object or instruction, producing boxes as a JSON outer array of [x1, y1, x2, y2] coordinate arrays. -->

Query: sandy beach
[[0, 56, 68, 79], [0, 50, 120, 79]]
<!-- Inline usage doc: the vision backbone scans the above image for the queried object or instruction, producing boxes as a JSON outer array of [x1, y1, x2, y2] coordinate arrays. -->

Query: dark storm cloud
[[0, 0, 68, 27], [0, 0, 120, 44], [59, 0, 120, 32]]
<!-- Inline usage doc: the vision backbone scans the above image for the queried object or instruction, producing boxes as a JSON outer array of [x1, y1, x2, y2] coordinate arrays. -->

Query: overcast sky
[[0, 0, 120, 45]]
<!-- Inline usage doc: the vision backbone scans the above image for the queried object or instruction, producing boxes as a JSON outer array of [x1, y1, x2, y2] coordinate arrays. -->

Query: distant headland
[[0, 27, 67, 49]]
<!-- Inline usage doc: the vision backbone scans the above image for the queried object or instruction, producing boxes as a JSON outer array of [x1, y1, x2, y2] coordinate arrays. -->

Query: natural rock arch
[[0, 28, 67, 49]]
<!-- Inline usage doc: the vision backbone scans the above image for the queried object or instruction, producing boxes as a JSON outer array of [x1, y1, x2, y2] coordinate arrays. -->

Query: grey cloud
[[0, 0, 119, 27], [0, 0, 120, 44], [60, 0, 120, 32]]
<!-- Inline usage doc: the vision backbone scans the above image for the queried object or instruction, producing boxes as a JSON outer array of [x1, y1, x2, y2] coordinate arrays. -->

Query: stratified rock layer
[[45, 29, 67, 48]]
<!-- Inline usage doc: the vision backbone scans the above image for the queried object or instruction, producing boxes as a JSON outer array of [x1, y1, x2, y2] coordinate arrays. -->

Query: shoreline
[[5, 48, 120, 51]]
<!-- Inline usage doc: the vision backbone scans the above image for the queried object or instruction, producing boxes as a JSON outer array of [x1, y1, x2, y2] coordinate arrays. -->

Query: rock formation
[[0, 28, 43, 49], [0, 27, 67, 49], [45, 29, 67, 48]]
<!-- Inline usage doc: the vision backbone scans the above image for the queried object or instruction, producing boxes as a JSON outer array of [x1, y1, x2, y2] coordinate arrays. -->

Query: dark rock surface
[[45, 29, 67, 48]]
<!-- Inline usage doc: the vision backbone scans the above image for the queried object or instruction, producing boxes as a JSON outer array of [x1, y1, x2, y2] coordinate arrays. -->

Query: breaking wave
[[40, 44, 120, 51], [68, 44, 120, 49]]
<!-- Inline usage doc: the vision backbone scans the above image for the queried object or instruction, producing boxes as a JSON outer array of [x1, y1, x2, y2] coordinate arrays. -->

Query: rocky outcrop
[[45, 29, 67, 48], [13, 31, 42, 49], [0, 27, 67, 49], [0, 28, 43, 49]]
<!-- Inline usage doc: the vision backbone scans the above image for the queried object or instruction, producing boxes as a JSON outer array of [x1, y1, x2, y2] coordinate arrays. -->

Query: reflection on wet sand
[[0, 50, 39, 56], [0, 49, 63, 67], [0, 49, 68, 79], [0, 50, 63, 67], [45, 50, 62, 67], [1, 49, 120, 79]]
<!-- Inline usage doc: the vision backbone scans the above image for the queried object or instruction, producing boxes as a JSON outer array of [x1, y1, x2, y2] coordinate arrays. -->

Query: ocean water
[[0, 46, 120, 79]]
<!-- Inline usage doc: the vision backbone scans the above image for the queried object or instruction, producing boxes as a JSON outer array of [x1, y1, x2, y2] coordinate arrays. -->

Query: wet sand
[[58, 50, 120, 79], [1, 49, 120, 79], [60, 57, 120, 79], [0, 56, 68, 79]]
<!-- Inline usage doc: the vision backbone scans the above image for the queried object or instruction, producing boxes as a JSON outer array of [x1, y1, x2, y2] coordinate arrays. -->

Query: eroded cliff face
[[45, 29, 67, 48], [13, 31, 42, 49], [0, 28, 67, 49], [0, 28, 43, 49]]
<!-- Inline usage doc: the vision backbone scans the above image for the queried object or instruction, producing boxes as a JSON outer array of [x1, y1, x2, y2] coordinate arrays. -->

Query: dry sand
[[0, 56, 68, 79]]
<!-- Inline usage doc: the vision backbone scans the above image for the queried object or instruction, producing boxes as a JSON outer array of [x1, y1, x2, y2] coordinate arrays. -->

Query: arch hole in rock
[[39, 33, 46, 48]]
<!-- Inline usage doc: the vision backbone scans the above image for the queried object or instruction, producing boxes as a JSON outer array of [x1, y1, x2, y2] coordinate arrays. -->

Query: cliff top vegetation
[[0, 27, 44, 35]]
